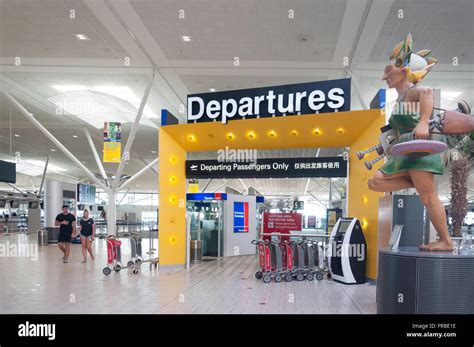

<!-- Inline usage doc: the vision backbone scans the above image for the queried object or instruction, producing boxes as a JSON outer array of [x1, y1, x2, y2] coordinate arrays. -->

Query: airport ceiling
[[0, 0, 472, 200]]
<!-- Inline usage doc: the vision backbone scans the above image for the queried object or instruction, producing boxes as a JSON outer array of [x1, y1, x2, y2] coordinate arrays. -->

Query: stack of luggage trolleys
[[102, 231, 158, 276], [252, 238, 325, 283], [290, 239, 325, 281]]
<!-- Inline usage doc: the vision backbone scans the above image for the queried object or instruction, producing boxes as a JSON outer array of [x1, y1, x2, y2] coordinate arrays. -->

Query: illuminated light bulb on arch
[[336, 127, 345, 134], [169, 195, 177, 204], [291, 130, 298, 136], [268, 130, 277, 138], [169, 155, 177, 164], [362, 196, 368, 205], [313, 128, 321, 136], [169, 236, 177, 244], [226, 132, 235, 140], [247, 131, 256, 139], [169, 175, 177, 184], [187, 134, 196, 142]]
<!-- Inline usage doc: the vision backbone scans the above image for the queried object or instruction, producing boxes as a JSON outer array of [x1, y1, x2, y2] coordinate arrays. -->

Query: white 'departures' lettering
[[188, 87, 346, 124]]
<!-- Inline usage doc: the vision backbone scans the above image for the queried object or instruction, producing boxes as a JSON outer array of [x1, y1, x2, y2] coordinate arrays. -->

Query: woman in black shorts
[[78, 209, 95, 263]]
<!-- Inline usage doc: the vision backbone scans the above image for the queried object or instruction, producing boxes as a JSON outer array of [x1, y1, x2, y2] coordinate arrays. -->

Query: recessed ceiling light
[[81, 161, 86, 164], [151, 150, 157, 154], [14, 134, 20, 137], [50, 149, 56, 152], [72, 135, 78, 138], [76, 34, 89, 40], [182, 35, 192, 42], [209, 88, 216, 92]]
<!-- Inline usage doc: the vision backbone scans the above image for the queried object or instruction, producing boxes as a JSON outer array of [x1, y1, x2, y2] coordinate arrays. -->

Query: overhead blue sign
[[186, 193, 227, 201]]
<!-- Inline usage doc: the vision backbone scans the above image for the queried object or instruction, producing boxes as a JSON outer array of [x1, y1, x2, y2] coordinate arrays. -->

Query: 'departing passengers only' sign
[[186, 157, 347, 179], [187, 78, 351, 124]]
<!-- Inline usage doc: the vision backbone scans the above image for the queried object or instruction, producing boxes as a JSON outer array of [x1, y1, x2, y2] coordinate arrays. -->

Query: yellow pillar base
[[158, 128, 186, 266], [348, 111, 385, 280]]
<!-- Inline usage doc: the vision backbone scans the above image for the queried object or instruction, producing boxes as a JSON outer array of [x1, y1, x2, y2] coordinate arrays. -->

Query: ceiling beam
[[0, 74, 156, 179], [327, 0, 369, 80], [90, 0, 188, 120], [1, 90, 108, 191], [350, 0, 394, 69], [113, 72, 155, 189], [83, 0, 150, 66]]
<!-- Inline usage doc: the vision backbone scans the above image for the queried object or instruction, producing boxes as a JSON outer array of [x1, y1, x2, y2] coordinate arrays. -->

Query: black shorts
[[80, 231, 92, 238], [58, 231, 72, 243]]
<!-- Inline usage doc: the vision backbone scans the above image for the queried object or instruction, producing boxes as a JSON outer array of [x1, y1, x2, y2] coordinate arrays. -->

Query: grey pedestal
[[46, 227, 59, 243], [377, 247, 474, 314], [378, 195, 426, 249]]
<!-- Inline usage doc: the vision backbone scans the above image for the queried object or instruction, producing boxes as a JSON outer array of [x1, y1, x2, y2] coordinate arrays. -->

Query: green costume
[[379, 92, 444, 175], [380, 33, 445, 175]]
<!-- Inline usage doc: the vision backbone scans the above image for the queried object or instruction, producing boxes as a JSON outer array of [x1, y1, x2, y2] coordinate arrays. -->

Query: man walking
[[55, 205, 76, 263]]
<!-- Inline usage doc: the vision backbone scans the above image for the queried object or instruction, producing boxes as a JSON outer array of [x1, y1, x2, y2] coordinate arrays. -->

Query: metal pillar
[[1, 90, 108, 191], [84, 128, 108, 184], [119, 158, 158, 190], [38, 156, 49, 195], [7, 183, 25, 194], [201, 179, 212, 193], [328, 178, 333, 208], [345, 68, 368, 110], [113, 73, 155, 189]]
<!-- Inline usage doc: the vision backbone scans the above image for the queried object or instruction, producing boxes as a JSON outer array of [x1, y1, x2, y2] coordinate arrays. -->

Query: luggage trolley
[[290, 240, 307, 281], [126, 232, 143, 267], [252, 239, 288, 283], [279, 240, 294, 282], [126, 230, 158, 271], [103, 235, 130, 275], [302, 240, 325, 281]]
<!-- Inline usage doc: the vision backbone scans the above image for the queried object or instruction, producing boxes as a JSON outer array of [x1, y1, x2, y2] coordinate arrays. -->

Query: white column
[[44, 181, 62, 228], [107, 189, 117, 236]]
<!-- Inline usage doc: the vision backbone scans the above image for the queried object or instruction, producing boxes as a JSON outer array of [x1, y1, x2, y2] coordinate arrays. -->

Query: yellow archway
[[158, 109, 385, 279]]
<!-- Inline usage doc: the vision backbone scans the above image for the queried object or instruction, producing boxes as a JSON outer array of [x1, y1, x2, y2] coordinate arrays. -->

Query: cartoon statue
[[364, 33, 474, 251]]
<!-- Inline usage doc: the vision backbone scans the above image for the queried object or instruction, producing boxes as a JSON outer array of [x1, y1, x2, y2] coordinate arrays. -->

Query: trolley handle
[[251, 239, 269, 245]]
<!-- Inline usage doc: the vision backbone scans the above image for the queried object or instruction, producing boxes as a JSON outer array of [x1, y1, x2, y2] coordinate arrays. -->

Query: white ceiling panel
[[130, 0, 347, 61], [0, 0, 128, 59], [368, 0, 474, 64]]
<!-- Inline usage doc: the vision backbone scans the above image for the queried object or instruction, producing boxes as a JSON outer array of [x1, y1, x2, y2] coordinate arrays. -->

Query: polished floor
[[0, 233, 376, 314]]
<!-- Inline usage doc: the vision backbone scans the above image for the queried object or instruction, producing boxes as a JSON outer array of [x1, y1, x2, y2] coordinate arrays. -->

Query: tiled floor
[[0, 233, 376, 314]]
